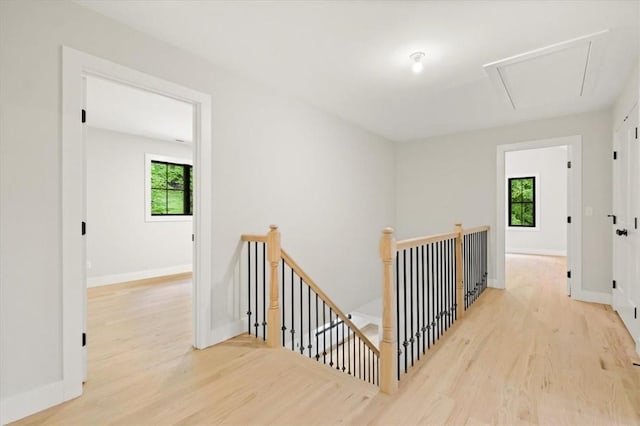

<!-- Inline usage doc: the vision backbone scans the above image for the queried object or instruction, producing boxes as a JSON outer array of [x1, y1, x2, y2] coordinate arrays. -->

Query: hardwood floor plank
[[12, 256, 640, 425]]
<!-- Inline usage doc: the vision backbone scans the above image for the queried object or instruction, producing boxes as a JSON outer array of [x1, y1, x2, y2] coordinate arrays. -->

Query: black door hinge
[[636, 218, 638, 230], [82, 332, 86, 347], [82, 221, 86, 236], [608, 214, 617, 225], [613, 151, 618, 160], [192, 234, 195, 242], [567, 161, 572, 169], [567, 271, 571, 279], [613, 280, 617, 289], [635, 307, 637, 319], [567, 216, 572, 224], [82, 109, 86, 123], [635, 127, 638, 140]]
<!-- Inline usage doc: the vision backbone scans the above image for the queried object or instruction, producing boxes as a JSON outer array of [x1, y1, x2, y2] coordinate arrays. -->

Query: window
[[508, 176, 535, 227], [145, 154, 193, 220]]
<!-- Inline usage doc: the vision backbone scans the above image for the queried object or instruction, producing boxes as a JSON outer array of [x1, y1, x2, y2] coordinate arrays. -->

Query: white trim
[[144, 153, 193, 222], [506, 248, 567, 257], [210, 320, 246, 344], [62, 46, 213, 419], [496, 136, 582, 298], [572, 289, 612, 305], [488, 278, 500, 289], [87, 264, 192, 287], [0, 381, 64, 425], [483, 30, 609, 110]]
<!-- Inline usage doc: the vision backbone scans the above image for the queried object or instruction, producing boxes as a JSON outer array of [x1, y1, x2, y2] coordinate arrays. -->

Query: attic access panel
[[484, 30, 609, 110]]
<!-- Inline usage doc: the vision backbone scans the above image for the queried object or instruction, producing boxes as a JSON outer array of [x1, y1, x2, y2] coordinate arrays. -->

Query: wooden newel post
[[455, 223, 464, 320], [266, 225, 281, 348], [379, 227, 398, 394]]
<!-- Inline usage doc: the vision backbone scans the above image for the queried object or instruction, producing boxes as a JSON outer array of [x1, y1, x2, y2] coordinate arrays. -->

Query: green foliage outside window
[[509, 177, 535, 227], [151, 160, 192, 215]]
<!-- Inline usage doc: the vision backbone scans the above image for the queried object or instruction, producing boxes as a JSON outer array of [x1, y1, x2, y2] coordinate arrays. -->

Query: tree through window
[[509, 177, 535, 227], [150, 160, 192, 215]]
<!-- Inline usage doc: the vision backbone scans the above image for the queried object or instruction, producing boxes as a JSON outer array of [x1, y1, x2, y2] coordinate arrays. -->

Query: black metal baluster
[[454, 237, 458, 320], [432, 241, 436, 344], [416, 245, 421, 361], [435, 241, 440, 341], [409, 247, 414, 367], [323, 301, 327, 364], [447, 239, 451, 329], [347, 324, 351, 375], [395, 255, 400, 380], [450, 238, 454, 324], [352, 324, 356, 377], [281, 259, 286, 346], [254, 242, 258, 337], [421, 245, 426, 355], [247, 242, 252, 335], [341, 322, 346, 371], [299, 276, 304, 355], [464, 235, 468, 309], [308, 285, 311, 357], [402, 250, 408, 373], [329, 308, 334, 367], [315, 294, 319, 361], [368, 349, 371, 383], [359, 338, 363, 380], [428, 243, 433, 348], [262, 243, 266, 340], [290, 267, 295, 351]]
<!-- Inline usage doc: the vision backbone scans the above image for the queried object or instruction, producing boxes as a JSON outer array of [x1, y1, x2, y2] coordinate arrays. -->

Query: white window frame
[[145, 153, 193, 222]]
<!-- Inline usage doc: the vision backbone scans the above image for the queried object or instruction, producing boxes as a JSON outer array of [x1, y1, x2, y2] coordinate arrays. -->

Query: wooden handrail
[[281, 249, 380, 357], [463, 225, 490, 236], [396, 231, 458, 250], [241, 234, 268, 242]]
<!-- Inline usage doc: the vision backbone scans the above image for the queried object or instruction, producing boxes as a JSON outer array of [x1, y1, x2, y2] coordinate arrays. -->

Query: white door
[[81, 76, 88, 382], [613, 104, 638, 346]]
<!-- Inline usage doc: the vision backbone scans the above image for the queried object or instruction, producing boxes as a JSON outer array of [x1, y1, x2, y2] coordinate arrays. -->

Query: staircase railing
[[379, 224, 489, 394], [241, 226, 380, 386], [240, 223, 489, 393]]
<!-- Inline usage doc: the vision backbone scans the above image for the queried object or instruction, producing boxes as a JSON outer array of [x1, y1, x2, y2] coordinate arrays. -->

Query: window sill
[[145, 215, 193, 223]]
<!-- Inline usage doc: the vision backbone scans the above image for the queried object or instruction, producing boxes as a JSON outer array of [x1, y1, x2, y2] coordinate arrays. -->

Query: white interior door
[[613, 104, 638, 345], [627, 106, 639, 350], [81, 76, 88, 382]]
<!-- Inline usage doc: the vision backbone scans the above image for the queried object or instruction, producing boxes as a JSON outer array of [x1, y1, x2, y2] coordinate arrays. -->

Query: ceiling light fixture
[[410, 51, 425, 74]]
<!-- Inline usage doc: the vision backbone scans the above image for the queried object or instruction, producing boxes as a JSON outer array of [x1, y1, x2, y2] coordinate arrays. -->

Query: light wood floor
[[14, 255, 640, 425]]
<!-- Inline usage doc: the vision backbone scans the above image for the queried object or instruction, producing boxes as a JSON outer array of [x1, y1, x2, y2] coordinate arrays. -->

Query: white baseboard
[[208, 320, 246, 348], [0, 380, 64, 425], [87, 264, 192, 287], [506, 248, 567, 256], [573, 289, 612, 305], [488, 278, 503, 289]]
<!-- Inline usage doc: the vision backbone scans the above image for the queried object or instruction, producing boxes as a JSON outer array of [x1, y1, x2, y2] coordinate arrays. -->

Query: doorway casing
[[62, 47, 212, 402], [495, 135, 588, 300]]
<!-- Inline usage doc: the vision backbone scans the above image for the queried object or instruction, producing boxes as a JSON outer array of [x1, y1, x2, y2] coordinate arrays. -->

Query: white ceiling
[[86, 76, 193, 143], [77, 0, 640, 142]]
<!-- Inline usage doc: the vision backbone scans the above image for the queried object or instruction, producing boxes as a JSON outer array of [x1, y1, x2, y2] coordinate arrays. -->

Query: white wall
[[396, 110, 612, 294], [505, 146, 567, 256], [0, 0, 395, 411], [86, 128, 192, 286]]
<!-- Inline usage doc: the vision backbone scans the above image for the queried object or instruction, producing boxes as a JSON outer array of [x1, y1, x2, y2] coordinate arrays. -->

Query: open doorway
[[83, 75, 194, 382], [62, 47, 213, 402], [504, 145, 569, 296], [495, 135, 582, 297]]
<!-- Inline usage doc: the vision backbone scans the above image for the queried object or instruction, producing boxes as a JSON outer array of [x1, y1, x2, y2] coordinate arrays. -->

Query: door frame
[[61, 47, 212, 401], [496, 135, 583, 298]]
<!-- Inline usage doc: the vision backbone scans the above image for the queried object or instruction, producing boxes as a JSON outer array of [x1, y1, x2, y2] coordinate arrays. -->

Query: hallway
[[14, 256, 640, 425]]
